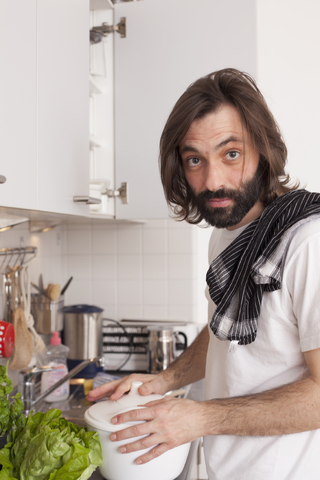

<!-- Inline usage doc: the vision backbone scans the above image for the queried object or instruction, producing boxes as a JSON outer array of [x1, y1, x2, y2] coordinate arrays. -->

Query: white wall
[[257, 0, 320, 192], [64, 218, 210, 323], [0, 219, 210, 327]]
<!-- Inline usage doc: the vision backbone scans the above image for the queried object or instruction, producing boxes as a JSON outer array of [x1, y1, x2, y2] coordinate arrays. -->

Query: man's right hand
[[86, 372, 170, 403]]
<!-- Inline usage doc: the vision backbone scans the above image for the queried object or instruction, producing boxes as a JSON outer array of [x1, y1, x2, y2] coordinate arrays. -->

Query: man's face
[[179, 105, 264, 229]]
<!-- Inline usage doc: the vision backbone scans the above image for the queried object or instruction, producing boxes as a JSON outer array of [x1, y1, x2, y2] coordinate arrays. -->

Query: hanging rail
[[0, 247, 37, 275]]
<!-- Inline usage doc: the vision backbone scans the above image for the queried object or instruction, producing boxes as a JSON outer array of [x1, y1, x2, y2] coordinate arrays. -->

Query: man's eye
[[226, 151, 240, 160], [187, 157, 200, 166]]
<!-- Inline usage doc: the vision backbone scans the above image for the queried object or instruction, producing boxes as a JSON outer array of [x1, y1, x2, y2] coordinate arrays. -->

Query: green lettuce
[[0, 409, 102, 480], [0, 364, 26, 437]]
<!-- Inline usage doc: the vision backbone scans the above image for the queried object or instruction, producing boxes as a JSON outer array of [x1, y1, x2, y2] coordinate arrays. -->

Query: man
[[87, 69, 320, 479]]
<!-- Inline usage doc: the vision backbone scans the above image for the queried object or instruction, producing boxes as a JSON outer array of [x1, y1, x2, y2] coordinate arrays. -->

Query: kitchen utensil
[[20, 267, 46, 353], [84, 381, 190, 480], [31, 282, 43, 294], [38, 274, 45, 295], [148, 328, 188, 374], [31, 294, 64, 334], [8, 267, 33, 369], [2, 249, 39, 323], [3, 266, 23, 323], [62, 305, 103, 377], [62, 304, 103, 359], [45, 283, 61, 301], [10, 307, 33, 369], [60, 276, 73, 296], [0, 320, 15, 358], [3, 269, 14, 323]]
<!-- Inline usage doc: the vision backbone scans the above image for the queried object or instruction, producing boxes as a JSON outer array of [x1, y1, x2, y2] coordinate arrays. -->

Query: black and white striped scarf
[[206, 190, 320, 346]]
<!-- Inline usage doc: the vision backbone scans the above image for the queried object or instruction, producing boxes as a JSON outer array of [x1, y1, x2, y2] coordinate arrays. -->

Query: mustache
[[194, 188, 238, 202]]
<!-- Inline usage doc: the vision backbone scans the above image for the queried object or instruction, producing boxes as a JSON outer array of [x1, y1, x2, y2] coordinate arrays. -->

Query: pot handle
[[175, 331, 188, 352]]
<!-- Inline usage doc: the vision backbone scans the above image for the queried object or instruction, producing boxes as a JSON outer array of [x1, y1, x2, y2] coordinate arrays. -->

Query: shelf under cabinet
[[90, 0, 113, 11]]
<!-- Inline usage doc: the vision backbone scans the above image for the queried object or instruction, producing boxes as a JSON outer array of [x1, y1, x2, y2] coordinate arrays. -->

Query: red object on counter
[[0, 320, 15, 358]]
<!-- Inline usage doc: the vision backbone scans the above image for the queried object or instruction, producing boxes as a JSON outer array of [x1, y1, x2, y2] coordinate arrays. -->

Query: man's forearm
[[161, 326, 209, 391], [109, 349, 320, 464], [202, 376, 320, 437]]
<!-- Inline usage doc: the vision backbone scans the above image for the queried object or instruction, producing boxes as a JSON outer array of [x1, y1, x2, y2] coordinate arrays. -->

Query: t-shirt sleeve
[[285, 221, 320, 352]]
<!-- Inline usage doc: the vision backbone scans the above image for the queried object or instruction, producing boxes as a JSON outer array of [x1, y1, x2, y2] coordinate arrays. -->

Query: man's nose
[[204, 162, 226, 192]]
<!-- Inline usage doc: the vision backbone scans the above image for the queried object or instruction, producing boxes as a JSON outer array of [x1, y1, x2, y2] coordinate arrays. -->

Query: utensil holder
[[31, 294, 64, 334]]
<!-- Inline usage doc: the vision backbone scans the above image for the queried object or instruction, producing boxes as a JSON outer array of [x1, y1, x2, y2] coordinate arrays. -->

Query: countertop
[[89, 470, 104, 480]]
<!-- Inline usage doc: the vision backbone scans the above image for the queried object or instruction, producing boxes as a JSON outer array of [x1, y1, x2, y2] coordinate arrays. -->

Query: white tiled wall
[[0, 218, 212, 326], [0, 223, 68, 310]]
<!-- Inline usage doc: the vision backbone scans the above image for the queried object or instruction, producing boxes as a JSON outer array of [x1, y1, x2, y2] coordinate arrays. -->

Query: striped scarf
[[206, 190, 320, 345]]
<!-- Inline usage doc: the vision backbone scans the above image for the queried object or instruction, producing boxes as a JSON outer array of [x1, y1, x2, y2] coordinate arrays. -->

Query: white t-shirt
[[204, 217, 320, 480]]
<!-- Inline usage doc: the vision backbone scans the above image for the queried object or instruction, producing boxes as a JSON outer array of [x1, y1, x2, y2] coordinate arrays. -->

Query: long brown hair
[[159, 68, 297, 224]]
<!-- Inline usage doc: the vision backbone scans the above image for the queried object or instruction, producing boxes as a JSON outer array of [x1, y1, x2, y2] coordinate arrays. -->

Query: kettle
[[62, 304, 103, 378], [148, 328, 187, 374]]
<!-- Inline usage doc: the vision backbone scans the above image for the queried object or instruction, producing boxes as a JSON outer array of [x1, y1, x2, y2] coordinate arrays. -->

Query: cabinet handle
[[73, 196, 101, 205], [0, 175, 7, 184]]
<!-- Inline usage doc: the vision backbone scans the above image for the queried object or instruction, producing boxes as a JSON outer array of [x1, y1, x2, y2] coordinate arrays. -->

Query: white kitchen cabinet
[[111, 0, 257, 219], [0, 0, 90, 216], [0, 0, 37, 211], [37, 0, 90, 216]]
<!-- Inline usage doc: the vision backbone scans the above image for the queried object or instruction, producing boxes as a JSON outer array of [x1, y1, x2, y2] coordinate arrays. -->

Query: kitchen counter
[[89, 470, 104, 480]]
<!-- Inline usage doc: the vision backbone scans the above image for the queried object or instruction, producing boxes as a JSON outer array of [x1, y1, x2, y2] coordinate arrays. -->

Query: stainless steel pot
[[148, 329, 187, 374], [62, 305, 103, 360]]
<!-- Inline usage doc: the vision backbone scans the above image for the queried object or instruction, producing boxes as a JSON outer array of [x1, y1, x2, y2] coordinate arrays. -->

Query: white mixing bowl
[[84, 381, 191, 480]]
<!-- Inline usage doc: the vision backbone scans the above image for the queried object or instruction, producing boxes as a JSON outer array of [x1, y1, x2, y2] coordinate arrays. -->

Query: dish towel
[[206, 189, 320, 345]]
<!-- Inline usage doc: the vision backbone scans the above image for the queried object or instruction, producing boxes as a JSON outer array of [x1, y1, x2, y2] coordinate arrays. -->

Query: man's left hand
[[109, 397, 207, 464]]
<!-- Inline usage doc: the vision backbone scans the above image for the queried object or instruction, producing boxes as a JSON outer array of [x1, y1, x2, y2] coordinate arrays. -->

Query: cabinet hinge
[[103, 182, 128, 204], [91, 17, 126, 41]]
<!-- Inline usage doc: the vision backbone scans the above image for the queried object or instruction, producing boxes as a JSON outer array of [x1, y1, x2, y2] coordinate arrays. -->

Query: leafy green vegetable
[[0, 363, 26, 437], [0, 409, 102, 480]]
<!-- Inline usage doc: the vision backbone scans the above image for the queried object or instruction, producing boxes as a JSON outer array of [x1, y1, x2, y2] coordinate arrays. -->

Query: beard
[[191, 159, 266, 228]]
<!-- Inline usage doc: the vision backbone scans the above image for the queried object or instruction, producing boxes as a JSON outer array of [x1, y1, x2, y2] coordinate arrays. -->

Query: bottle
[[40, 331, 70, 402]]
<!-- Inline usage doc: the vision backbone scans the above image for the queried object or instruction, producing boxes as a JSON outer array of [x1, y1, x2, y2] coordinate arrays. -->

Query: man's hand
[[86, 372, 170, 402], [109, 396, 207, 464]]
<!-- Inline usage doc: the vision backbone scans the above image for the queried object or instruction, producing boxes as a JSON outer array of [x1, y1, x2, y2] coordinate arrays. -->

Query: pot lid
[[62, 304, 103, 313], [84, 382, 164, 432]]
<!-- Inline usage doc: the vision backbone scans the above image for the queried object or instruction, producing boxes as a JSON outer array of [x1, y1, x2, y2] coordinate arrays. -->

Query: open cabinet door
[[113, 0, 257, 220]]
